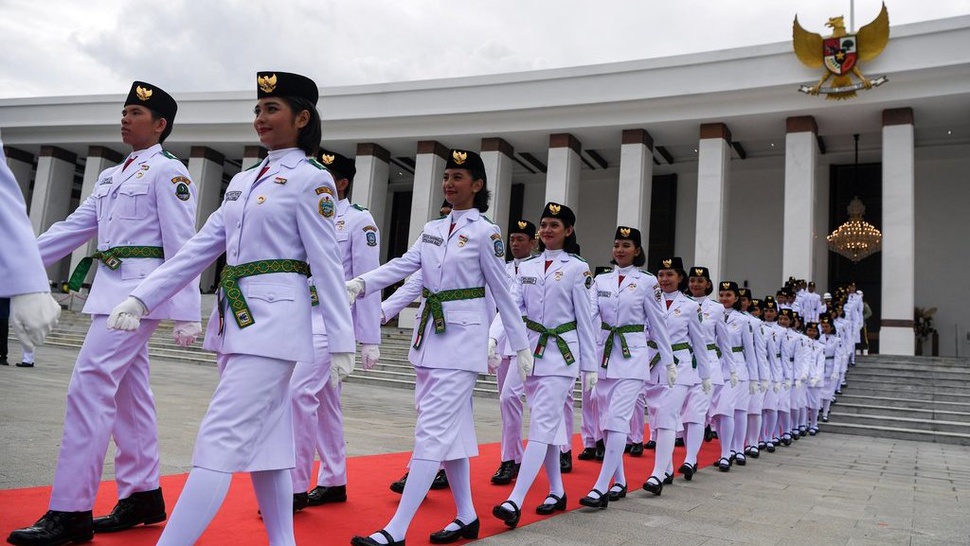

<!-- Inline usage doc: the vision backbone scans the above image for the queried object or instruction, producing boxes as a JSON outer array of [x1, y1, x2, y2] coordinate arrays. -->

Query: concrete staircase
[[826, 354, 970, 445]]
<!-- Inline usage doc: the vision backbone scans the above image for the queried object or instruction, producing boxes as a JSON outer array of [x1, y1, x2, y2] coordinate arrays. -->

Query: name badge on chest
[[422, 233, 444, 246], [520, 276, 537, 285], [225, 191, 242, 202], [597, 290, 611, 298]]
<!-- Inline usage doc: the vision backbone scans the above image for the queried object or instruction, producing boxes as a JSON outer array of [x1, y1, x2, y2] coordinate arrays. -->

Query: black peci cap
[[317, 149, 356, 182], [541, 202, 576, 226], [445, 149, 486, 182], [510, 219, 536, 239], [125, 81, 177, 124], [256, 71, 318, 104], [613, 226, 642, 247]]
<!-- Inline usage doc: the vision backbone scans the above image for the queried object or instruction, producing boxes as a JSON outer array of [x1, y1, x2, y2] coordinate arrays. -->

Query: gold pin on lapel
[[257, 196, 266, 204]]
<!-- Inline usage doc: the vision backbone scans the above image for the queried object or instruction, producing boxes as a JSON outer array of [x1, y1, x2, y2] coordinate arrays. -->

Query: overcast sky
[[1, 0, 967, 99]]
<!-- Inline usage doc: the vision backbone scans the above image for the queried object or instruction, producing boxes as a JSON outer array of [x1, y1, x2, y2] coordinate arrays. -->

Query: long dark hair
[[471, 169, 491, 212], [281, 96, 321, 156]]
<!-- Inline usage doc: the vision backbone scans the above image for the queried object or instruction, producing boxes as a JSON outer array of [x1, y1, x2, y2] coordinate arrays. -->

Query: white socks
[[732, 409, 748, 453], [650, 428, 675, 479], [251, 470, 295, 546], [716, 415, 735, 460], [378, 458, 439, 543], [683, 422, 703, 466], [156, 467, 231, 546], [507, 441, 562, 508], [591, 430, 626, 496], [441, 459, 476, 531]]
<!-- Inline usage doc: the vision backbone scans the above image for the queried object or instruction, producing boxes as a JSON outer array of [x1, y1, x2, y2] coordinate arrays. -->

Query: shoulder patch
[[161, 150, 179, 160], [351, 203, 368, 211], [171, 175, 191, 185], [307, 158, 329, 171], [584, 271, 593, 289], [315, 186, 334, 196], [569, 253, 587, 263]]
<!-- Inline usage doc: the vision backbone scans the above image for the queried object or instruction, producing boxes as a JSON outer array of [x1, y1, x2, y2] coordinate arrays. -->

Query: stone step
[[837, 393, 970, 412], [820, 420, 970, 446], [847, 367, 970, 381], [855, 355, 970, 368], [840, 384, 970, 402], [828, 411, 970, 435], [833, 402, 970, 423]]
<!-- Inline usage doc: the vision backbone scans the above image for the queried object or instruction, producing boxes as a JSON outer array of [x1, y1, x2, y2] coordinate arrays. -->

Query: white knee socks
[[441, 459, 476, 530], [251, 470, 295, 546], [591, 430, 626, 496], [378, 458, 439, 543], [156, 467, 232, 546]]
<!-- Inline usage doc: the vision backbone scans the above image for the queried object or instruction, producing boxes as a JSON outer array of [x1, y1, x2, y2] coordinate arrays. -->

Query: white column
[[481, 137, 514, 233], [408, 140, 447, 245], [693, 123, 731, 284], [30, 146, 78, 282], [3, 145, 34, 203], [880, 108, 916, 355], [189, 146, 226, 292], [70, 146, 123, 278], [782, 116, 819, 283], [617, 129, 654, 233], [545, 133, 582, 215], [353, 142, 390, 235]]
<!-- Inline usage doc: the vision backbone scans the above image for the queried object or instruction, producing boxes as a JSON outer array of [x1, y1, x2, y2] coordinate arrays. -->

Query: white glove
[[345, 278, 365, 306], [330, 352, 355, 387], [10, 292, 61, 348], [830, 371, 839, 381], [784, 380, 792, 390], [761, 379, 769, 392], [583, 371, 598, 392], [361, 344, 380, 370], [487, 338, 502, 374], [810, 377, 820, 388], [749, 381, 757, 395], [773, 382, 781, 393], [701, 377, 712, 395], [107, 296, 147, 331], [516, 348, 534, 381], [380, 310, 388, 325], [795, 379, 803, 389], [666, 363, 677, 387], [729, 371, 739, 388], [173, 321, 202, 347]]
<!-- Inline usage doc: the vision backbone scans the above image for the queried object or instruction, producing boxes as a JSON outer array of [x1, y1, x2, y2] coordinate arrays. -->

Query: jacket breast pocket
[[446, 310, 482, 328], [117, 184, 151, 220], [119, 258, 160, 281], [246, 282, 296, 304], [93, 186, 111, 220]]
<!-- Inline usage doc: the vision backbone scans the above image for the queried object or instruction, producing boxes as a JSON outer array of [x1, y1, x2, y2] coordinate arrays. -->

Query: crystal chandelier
[[827, 196, 882, 262]]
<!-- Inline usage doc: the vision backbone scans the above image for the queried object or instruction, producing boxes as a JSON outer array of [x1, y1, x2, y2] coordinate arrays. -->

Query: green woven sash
[[707, 343, 722, 358], [219, 259, 310, 330], [523, 317, 578, 365], [412, 286, 486, 349], [672, 341, 696, 369], [68, 246, 164, 291], [600, 323, 644, 367]]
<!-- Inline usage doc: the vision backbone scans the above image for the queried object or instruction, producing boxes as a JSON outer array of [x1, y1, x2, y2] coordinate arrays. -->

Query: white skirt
[[525, 375, 573, 446], [413, 367, 479, 461], [595, 377, 644, 433]]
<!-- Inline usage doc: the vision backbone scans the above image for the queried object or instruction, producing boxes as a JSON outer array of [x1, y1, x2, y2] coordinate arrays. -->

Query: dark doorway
[[383, 190, 414, 301], [827, 162, 882, 353], [647, 174, 678, 268]]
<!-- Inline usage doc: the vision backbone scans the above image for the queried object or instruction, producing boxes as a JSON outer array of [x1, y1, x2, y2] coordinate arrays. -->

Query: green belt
[[732, 346, 744, 352], [524, 317, 578, 365], [707, 343, 722, 358], [68, 246, 164, 291], [219, 259, 310, 331], [825, 356, 835, 360], [646, 340, 694, 368], [601, 323, 644, 366], [413, 286, 486, 349]]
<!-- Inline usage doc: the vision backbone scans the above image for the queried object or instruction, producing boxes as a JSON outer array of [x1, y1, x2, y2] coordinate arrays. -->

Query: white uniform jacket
[[36, 144, 200, 320], [763, 322, 785, 384], [779, 328, 799, 384], [330, 199, 381, 344], [746, 314, 772, 383], [663, 292, 714, 386], [699, 298, 734, 385], [820, 333, 841, 377], [589, 267, 673, 381], [361, 208, 527, 373], [132, 148, 354, 362], [0, 140, 49, 297], [793, 332, 813, 382], [724, 308, 757, 381]]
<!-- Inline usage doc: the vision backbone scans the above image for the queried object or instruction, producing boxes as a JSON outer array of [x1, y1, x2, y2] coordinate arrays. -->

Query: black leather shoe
[[809, 427, 818, 436], [674, 437, 685, 447], [0, 357, 9, 365], [642, 476, 663, 496], [429, 518, 479, 544], [390, 472, 408, 494], [679, 462, 696, 481], [490, 460, 519, 485], [607, 483, 627, 501], [758, 441, 768, 451], [579, 489, 609, 509], [629, 443, 644, 457], [93, 487, 166, 533], [431, 469, 449, 490], [717, 457, 731, 472], [624, 443, 633, 453], [747, 446, 760, 459], [16, 361, 34, 368], [535, 493, 566, 515], [822, 415, 829, 422], [735, 454, 747, 466], [350, 529, 404, 546], [781, 434, 792, 446], [560, 451, 572, 474], [307, 485, 347, 505], [594, 439, 605, 461], [644, 440, 656, 450], [662, 472, 674, 485], [703, 425, 714, 442], [765, 442, 776, 453], [492, 500, 521, 529], [577, 447, 597, 461], [293, 492, 309, 513], [7, 510, 93, 546]]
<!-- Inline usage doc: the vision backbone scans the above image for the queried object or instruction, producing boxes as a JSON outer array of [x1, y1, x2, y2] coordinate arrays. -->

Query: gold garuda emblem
[[694, 268, 704, 276], [619, 227, 631, 237], [662, 259, 672, 268], [135, 86, 152, 101], [549, 203, 561, 215], [321, 153, 335, 165], [793, 3, 889, 100], [722, 282, 731, 289], [452, 150, 467, 165], [517, 220, 527, 229], [258, 73, 278, 93]]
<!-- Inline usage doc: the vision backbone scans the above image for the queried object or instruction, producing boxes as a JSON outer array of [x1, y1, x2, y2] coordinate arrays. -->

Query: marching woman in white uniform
[[579, 227, 672, 508], [716, 282, 755, 469], [108, 72, 355, 546], [739, 291, 771, 460], [346, 149, 531, 546], [641, 257, 712, 495], [760, 299, 786, 451], [819, 314, 842, 423], [776, 308, 799, 445], [490, 202, 598, 528], [804, 322, 825, 435]]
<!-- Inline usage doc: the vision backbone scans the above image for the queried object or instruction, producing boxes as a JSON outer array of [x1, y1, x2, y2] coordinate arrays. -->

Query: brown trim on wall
[[786, 116, 818, 135], [881, 319, 915, 328], [86, 146, 124, 163], [190, 146, 225, 164], [699, 123, 731, 142], [882, 108, 914, 126], [3, 146, 34, 164], [243, 146, 267, 160], [621, 129, 654, 151], [549, 133, 581, 155], [39, 145, 77, 164], [356, 142, 391, 162], [416, 140, 449, 159], [481, 137, 514, 157]]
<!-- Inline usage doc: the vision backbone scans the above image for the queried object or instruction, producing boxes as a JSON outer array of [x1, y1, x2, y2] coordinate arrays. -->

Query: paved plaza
[[2, 339, 969, 545]]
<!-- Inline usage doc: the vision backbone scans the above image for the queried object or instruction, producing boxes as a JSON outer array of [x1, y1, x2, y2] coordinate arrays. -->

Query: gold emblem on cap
[[257, 74, 278, 93], [452, 150, 467, 165], [722, 282, 731, 289], [662, 258, 672, 268], [135, 86, 153, 101], [619, 227, 631, 237], [549, 204, 561, 215], [321, 154, 335, 165], [517, 221, 527, 229], [694, 268, 704, 276]]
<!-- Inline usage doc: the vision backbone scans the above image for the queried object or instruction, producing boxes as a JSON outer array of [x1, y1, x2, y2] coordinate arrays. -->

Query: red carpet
[[1, 434, 721, 545]]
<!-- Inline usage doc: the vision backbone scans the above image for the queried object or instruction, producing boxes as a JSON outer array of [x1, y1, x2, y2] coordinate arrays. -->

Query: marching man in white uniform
[[8, 82, 201, 546]]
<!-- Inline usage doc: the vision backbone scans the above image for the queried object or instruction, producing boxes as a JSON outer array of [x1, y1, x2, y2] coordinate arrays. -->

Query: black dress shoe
[[679, 462, 696, 481], [629, 443, 644, 457], [1, 357, 9, 365], [431, 469, 449, 490], [93, 487, 166, 533], [350, 529, 404, 546], [781, 434, 792, 446], [7, 510, 93, 546], [594, 439, 605, 461], [579, 489, 609, 509], [490, 460, 519, 485], [492, 500, 521, 529], [577, 447, 597, 461], [821, 415, 829, 423], [293, 492, 309, 512], [765, 442, 776, 453], [735, 454, 747, 466], [662, 472, 674, 485], [624, 443, 633, 453], [307, 485, 347, 505], [748, 446, 760, 459], [674, 437, 685, 447], [560, 451, 572, 473], [644, 440, 656, 450], [429, 518, 479, 544], [535, 493, 566, 515], [16, 361, 34, 368], [717, 457, 731, 472], [642, 476, 663, 496], [607, 483, 627, 501], [703, 425, 714, 442], [758, 441, 768, 451], [390, 472, 408, 494], [711, 431, 719, 439]]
